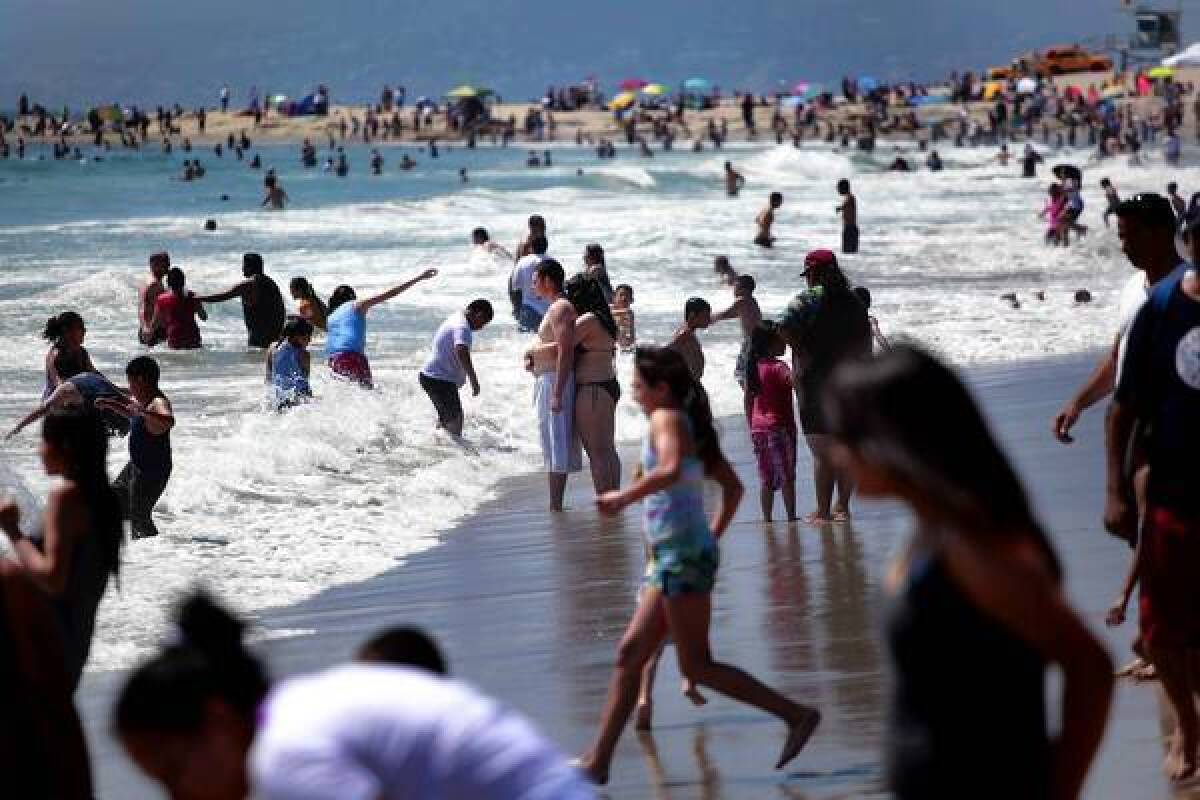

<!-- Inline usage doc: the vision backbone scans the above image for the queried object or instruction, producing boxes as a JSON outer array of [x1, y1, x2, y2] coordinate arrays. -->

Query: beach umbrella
[[1053, 164, 1083, 184], [983, 80, 1006, 100], [619, 78, 648, 91], [858, 76, 879, 91], [683, 77, 711, 92], [1101, 85, 1126, 99], [792, 81, 810, 95], [610, 91, 638, 110], [446, 85, 482, 98], [641, 83, 670, 96], [1148, 66, 1175, 79], [1016, 77, 1038, 94]]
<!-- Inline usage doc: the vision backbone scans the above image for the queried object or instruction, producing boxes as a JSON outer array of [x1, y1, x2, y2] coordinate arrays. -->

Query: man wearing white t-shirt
[[419, 299, 493, 435], [509, 235, 550, 331], [1053, 194, 1184, 443]]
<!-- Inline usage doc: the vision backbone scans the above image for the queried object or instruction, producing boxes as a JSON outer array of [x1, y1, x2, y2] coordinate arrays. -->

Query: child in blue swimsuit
[[575, 346, 821, 786]]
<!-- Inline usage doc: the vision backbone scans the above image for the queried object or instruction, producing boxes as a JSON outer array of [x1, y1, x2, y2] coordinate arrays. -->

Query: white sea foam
[[0, 140, 1189, 671]]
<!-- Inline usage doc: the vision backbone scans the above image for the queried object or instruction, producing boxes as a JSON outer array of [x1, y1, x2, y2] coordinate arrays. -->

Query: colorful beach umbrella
[[683, 77, 711, 92], [1148, 66, 1175, 79], [446, 85, 492, 98], [792, 81, 810, 96], [619, 78, 648, 91], [1016, 77, 1038, 94], [610, 91, 638, 110], [1101, 85, 1126, 99], [641, 83, 670, 96]]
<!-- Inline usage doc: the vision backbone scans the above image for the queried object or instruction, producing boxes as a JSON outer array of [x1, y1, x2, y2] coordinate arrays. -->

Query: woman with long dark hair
[[289, 276, 328, 331], [527, 274, 622, 493], [0, 409, 123, 690], [582, 243, 614, 303], [824, 345, 1113, 799], [115, 593, 593, 799], [577, 346, 820, 784], [41, 311, 99, 400]]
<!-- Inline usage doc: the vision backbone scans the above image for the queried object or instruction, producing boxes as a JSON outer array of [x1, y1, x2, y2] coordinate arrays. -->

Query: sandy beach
[[12, 67, 1200, 153], [73, 352, 1189, 799]]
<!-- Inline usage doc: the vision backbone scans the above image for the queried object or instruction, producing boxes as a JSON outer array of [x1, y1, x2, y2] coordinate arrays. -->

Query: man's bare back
[[669, 327, 705, 380]]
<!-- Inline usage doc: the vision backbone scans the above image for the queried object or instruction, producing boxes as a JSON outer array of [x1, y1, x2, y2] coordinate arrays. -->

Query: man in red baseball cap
[[779, 249, 872, 524]]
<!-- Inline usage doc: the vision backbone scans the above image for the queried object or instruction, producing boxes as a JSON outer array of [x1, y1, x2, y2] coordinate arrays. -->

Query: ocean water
[[0, 136, 1186, 672]]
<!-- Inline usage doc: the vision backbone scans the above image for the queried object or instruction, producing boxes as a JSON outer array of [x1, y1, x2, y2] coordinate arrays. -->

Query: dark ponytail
[[744, 321, 780, 398], [114, 591, 268, 737], [635, 346, 724, 471], [42, 311, 84, 343]]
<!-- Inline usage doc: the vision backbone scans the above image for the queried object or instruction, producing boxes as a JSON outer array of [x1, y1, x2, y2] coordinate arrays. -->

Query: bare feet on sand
[[802, 512, 832, 526], [572, 755, 608, 786], [1164, 733, 1198, 782], [683, 680, 708, 706], [776, 708, 822, 770], [1115, 656, 1157, 681]]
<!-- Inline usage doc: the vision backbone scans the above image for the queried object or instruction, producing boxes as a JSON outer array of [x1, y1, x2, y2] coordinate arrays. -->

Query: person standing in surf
[[724, 161, 745, 197], [138, 251, 170, 346], [325, 269, 439, 388], [837, 179, 859, 254], [41, 311, 101, 401], [754, 192, 783, 248], [418, 299, 493, 435], [196, 253, 287, 348], [575, 346, 820, 785]]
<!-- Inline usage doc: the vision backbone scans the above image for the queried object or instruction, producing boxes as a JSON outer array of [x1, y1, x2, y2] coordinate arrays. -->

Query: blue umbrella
[[683, 77, 711, 92], [782, 95, 806, 107], [858, 76, 879, 91]]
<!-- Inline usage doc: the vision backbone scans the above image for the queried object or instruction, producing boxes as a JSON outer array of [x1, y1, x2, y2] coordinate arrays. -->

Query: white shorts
[[534, 372, 582, 474]]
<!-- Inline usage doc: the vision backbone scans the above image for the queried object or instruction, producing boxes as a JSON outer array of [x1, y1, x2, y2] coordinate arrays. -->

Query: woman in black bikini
[[529, 275, 622, 493]]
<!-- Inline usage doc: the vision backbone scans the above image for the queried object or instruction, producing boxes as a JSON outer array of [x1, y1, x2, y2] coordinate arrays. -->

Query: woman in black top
[[824, 346, 1112, 800]]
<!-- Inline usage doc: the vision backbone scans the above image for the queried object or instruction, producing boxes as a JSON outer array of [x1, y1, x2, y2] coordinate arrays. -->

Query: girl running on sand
[[576, 346, 820, 784]]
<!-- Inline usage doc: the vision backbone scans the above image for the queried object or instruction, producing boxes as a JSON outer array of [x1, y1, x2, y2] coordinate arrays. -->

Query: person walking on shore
[[825, 345, 1113, 798], [744, 321, 798, 522], [196, 253, 286, 348], [97, 357, 174, 540], [778, 250, 871, 524], [576, 346, 820, 785], [1107, 252, 1200, 781], [138, 251, 170, 346], [1053, 194, 1184, 445], [325, 269, 439, 388], [419, 299, 493, 435], [528, 260, 581, 510]]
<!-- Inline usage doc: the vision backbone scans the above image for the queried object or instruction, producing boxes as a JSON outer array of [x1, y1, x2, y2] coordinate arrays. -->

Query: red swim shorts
[[1138, 506, 1200, 651], [751, 429, 797, 490], [329, 352, 373, 389]]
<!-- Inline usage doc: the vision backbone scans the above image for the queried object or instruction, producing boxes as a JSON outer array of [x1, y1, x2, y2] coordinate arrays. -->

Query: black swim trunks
[[842, 224, 859, 254], [419, 372, 462, 427]]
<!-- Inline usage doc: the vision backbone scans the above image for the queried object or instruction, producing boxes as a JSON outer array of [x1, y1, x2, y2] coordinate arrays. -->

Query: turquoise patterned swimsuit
[[641, 417, 719, 595]]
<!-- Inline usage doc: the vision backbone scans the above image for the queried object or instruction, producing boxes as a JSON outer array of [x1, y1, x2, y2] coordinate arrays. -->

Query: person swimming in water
[[724, 161, 746, 197]]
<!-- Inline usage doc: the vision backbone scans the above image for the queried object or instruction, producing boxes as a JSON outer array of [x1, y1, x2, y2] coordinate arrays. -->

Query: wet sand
[[78, 353, 1180, 798]]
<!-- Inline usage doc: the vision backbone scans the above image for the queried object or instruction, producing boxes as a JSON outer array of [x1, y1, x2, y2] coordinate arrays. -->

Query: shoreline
[[76, 350, 1182, 799], [8, 67, 1198, 151]]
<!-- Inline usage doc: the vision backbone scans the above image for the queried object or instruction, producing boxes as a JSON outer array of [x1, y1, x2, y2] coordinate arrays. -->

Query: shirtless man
[[527, 259, 580, 511], [472, 227, 513, 260], [836, 179, 858, 254], [261, 176, 288, 210], [515, 214, 547, 261], [713, 255, 738, 287], [712, 274, 763, 389], [724, 161, 746, 197], [755, 192, 783, 247], [139, 252, 170, 346], [668, 297, 712, 381], [196, 253, 286, 347]]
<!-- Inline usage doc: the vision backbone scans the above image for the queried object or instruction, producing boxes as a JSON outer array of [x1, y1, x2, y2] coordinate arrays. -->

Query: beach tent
[[641, 83, 670, 96], [909, 95, 951, 107], [683, 78, 711, 92], [447, 85, 493, 99], [290, 93, 323, 116], [1163, 43, 1200, 67], [610, 91, 638, 110]]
